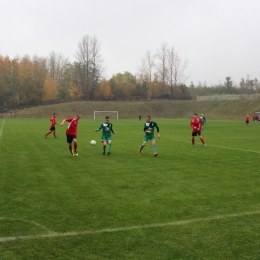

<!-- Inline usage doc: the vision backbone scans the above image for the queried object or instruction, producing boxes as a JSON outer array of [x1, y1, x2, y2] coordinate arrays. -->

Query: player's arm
[[60, 118, 67, 126], [155, 123, 160, 138], [110, 124, 116, 134], [95, 124, 102, 132]]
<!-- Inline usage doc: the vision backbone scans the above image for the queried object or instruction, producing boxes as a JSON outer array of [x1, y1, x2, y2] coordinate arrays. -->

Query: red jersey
[[50, 116, 57, 127], [190, 117, 202, 132], [65, 117, 79, 135], [245, 115, 250, 121]]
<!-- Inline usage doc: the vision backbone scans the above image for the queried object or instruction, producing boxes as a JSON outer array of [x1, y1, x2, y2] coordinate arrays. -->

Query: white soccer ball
[[90, 140, 96, 146]]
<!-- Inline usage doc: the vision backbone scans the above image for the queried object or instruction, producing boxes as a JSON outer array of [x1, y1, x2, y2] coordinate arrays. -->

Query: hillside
[[14, 99, 260, 120]]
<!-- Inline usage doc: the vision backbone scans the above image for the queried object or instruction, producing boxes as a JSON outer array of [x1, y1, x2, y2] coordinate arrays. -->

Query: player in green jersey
[[200, 114, 206, 133], [138, 115, 160, 157], [95, 116, 116, 155]]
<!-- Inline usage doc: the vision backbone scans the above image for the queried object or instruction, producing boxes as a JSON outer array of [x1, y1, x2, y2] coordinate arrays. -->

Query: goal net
[[94, 111, 118, 120]]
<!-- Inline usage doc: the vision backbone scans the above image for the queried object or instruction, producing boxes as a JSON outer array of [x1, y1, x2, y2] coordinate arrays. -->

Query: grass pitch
[[0, 118, 260, 259]]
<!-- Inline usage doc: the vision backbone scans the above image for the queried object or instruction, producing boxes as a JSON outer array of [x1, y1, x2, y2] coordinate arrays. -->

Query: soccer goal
[[94, 111, 118, 120]]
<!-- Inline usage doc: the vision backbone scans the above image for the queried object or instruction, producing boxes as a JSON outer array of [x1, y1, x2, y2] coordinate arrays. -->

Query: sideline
[[178, 139, 260, 154], [0, 119, 5, 140], [0, 210, 260, 243]]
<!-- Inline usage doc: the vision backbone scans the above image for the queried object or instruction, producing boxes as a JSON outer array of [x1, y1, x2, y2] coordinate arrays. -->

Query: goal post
[[94, 111, 118, 120]]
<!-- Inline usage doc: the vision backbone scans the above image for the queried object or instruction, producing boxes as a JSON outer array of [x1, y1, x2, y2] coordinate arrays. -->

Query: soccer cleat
[[72, 150, 78, 156], [138, 149, 141, 155], [203, 144, 207, 148], [54, 136, 58, 138], [154, 152, 158, 157], [107, 152, 111, 155]]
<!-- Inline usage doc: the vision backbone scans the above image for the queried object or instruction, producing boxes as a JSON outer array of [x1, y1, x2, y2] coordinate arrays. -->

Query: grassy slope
[[15, 99, 260, 120]]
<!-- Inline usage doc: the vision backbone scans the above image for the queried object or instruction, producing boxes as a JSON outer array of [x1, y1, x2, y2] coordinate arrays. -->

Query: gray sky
[[1, 0, 260, 86]]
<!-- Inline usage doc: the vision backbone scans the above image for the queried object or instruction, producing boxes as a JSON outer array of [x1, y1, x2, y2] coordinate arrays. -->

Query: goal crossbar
[[94, 111, 118, 120]]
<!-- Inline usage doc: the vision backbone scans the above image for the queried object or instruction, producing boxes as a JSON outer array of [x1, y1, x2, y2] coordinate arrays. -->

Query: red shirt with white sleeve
[[65, 118, 79, 135], [190, 117, 202, 132]]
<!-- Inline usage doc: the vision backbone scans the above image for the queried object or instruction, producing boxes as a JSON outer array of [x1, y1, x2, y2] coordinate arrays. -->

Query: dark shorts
[[192, 131, 201, 137], [66, 134, 77, 143], [50, 127, 55, 131], [246, 120, 249, 123]]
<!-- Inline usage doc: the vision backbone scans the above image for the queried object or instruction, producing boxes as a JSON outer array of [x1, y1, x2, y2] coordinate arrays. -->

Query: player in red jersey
[[45, 113, 59, 138], [245, 114, 250, 126], [190, 113, 206, 147], [60, 113, 81, 156]]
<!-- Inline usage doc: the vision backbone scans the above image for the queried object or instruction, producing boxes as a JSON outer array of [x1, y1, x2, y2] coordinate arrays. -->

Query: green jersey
[[96, 122, 115, 139], [143, 121, 159, 138], [200, 116, 206, 125]]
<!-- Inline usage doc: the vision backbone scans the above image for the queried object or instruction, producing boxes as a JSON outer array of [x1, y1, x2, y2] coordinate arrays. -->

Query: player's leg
[[138, 139, 147, 155], [199, 133, 206, 147], [191, 132, 196, 146], [67, 135, 74, 155], [151, 139, 158, 157], [73, 137, 78, 155], [45, 130, 52, 138], [102, 140, 107, 155], [107, 139, 112, 155]]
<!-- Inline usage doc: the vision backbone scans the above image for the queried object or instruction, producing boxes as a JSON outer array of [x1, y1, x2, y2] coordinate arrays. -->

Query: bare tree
[[75, 35, 104, 99], [47, 51, 69, 95], [156, 42, 169, 84], [167, 47, 188, 94], [138, 50, 155, 83]]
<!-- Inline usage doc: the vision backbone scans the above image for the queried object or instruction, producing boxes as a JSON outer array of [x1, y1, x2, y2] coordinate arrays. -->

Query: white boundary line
[[0, 210, 260, 243], [177, 139, 260, 154], [0, 119, 5, 140]]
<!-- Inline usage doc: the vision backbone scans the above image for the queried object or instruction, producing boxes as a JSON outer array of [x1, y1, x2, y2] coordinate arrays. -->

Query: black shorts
[[192, 131, 201, 137], [66, 134, 77, 143], [246, 120, 249, 124], [50, 127, 56, 131]]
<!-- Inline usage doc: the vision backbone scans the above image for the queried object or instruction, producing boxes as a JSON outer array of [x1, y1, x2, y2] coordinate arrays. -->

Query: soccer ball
[[90, 140, 96, 146]]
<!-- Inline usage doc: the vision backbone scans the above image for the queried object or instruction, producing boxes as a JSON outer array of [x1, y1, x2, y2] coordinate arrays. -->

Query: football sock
[[69, 144, 73, 154], [153, 145, 157, 153], [140, 145, 144, 151], [53, 131, 56, 137], [192, 138, 195, 145], [74, 143, 78, 152], [103, 145, 106, 153], [108, 144, 111, 152], [200, 138, 205, 144], [46, 131, 51, 136]]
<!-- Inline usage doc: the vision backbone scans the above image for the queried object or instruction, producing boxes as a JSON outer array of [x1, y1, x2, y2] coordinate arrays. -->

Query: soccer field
[[0, 118, 260, 259]]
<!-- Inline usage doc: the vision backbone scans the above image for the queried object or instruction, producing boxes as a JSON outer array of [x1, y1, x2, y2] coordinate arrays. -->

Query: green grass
[[0, 118, 260, 259]]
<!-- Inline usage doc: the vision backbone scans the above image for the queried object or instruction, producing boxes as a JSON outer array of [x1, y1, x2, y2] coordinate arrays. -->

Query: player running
[[95, 116, 116, 155], [45, 113, 59, 138], [138, 115, 160, 157], [190, 113, 206, 147]]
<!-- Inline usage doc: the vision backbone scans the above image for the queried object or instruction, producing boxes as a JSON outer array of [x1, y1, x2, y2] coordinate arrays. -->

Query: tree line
[[0, 34, 259, 109]]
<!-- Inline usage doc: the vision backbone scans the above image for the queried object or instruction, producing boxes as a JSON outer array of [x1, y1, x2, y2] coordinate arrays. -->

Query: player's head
[[105, 116, 110, 122], [53, 113, 56, 117], [76, 113, 81, 120], [193, 113, 198, 118], [146, 115, 151, 122]]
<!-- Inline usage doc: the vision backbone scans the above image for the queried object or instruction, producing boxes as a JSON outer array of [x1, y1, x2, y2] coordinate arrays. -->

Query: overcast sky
[[1, 0, 260, 86]]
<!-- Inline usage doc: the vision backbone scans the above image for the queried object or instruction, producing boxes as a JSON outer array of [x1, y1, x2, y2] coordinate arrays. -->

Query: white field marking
[[0, 210, 260, 243], [177, 139, 260, 154], [0, 217, 56, 234], [0, 119, 5, 140]]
